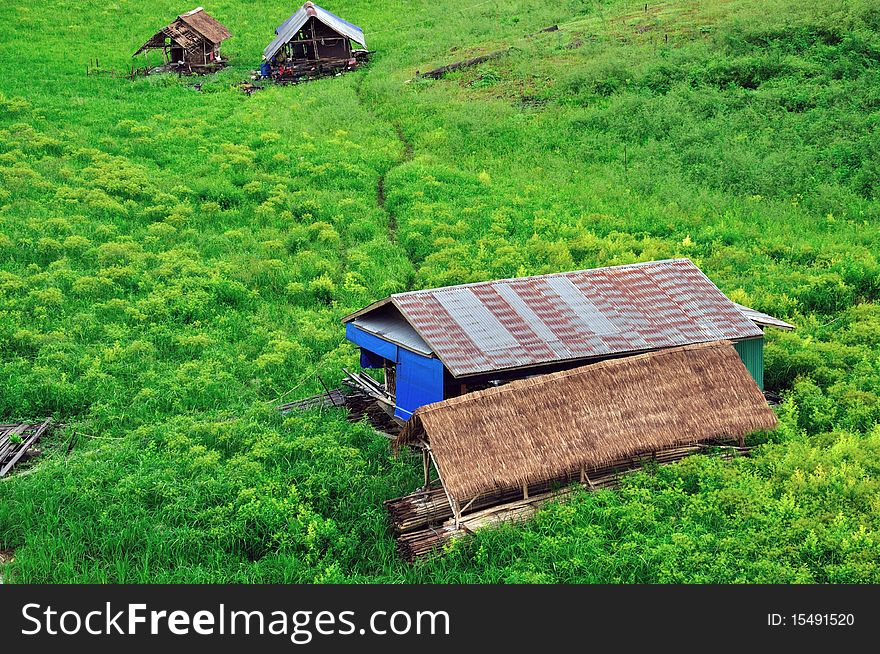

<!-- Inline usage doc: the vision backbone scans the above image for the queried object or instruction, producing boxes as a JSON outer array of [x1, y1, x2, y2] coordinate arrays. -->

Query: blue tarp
[[394, 350, 444, 420]]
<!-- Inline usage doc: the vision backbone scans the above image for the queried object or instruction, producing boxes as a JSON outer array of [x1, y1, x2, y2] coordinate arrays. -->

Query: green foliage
[[1, 0, 879, 583]]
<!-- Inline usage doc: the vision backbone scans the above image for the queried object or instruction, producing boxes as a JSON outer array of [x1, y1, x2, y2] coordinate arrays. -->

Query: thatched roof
[[396, 341, 777, 503], [178, 7, 231, 43], [134, 7, 231, 56]]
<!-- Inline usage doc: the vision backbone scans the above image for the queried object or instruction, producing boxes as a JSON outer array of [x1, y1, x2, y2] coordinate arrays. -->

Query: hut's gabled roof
[[263, 2, 366, 60], [352, 305, 433, 356], [344, 259, 790, 378], [177, 7, 232, 43], [134, 7, 231, 56], [396, 341, 777, 502]]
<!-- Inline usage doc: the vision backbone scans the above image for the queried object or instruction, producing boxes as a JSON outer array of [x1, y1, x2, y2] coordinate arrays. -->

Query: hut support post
[[580, 466, 596, 490], [310, 20, 318, 62], [460, 495, 479, 513], [522, 481, 529, 499], [421, 449, 430, 489], [426, 446, 461, 528]]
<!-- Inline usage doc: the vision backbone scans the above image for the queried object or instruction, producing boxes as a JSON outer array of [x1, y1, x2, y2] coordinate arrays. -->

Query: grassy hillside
[[1, 0, 879, 582]]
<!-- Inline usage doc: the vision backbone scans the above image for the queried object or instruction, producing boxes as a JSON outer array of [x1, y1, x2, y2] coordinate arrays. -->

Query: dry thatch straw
[[396, 341, 776, 504]]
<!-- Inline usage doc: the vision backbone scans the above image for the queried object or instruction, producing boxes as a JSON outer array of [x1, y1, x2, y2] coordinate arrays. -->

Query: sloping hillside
[[1, 0, 879, 582]]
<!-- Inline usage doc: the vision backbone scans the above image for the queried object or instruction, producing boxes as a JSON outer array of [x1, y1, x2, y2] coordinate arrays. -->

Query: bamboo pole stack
[[388, 443, 751, 561]]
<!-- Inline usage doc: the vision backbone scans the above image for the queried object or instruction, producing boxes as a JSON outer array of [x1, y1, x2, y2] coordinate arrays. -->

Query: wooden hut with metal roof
[[134, 7, 231, 71], [262, 2, 368, 79], [342, 259, 794, 422]]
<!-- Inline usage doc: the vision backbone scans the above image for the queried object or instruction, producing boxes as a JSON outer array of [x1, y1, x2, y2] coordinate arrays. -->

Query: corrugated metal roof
[[345, 259, 765, 378], [353, 309, 433, 356], [733, 303, 795, 331], [263, 2, 366, 60]]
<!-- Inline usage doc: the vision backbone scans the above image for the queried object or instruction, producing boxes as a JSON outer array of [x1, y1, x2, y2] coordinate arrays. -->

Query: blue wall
[[346, 324, 445, 420], [394, 349, 445, 420], [345, 324, 397, 361]]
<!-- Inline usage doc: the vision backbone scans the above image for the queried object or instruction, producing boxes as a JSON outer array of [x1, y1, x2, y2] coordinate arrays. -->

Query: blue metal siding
[[346, 323, 445, 420], [346, 323, 398, 361], [394, 349, 445, 421], [734, 337, 764, 390]]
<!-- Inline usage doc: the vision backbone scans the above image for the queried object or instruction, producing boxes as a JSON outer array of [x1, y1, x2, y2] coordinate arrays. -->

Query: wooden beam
[[580, 466, 596, 490], [460, 494, 480, 513], [0, 419, 51, 477], [418, 48, 512, 80], [426, 446, 460, 528], [422, 449, 430, 488]]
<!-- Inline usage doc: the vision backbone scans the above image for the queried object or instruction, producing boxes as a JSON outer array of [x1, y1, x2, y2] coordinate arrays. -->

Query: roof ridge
[[391, 258, 691, 298]]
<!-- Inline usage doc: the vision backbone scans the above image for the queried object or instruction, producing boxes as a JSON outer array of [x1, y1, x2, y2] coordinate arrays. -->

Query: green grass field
[[1, 0, 879, 582]]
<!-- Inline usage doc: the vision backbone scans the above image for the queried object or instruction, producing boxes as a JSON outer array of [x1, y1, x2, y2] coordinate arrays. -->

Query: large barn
[[262, 2, 367, 78], [343, 259, 794, 422], [134, 7, 231, 71]]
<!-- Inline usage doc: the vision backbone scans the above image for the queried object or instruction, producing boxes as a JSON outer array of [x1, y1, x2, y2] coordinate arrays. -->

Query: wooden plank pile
[[343, 390, 402, 438], [341, 368, 394, 405], [408, 25, 558, 82], [267, 55, 366, 84], [0, 419, 52, 477], [278, 386, 402, 438], [415, 48, 511, 81], [278, 389, 346, 413], [387, 443, 751, 561]]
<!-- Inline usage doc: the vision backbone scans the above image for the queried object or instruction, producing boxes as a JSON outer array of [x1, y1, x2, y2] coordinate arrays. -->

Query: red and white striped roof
[[344, 259, 771, 378]]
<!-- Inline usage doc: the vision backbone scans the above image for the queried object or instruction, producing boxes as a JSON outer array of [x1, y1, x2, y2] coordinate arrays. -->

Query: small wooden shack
[[134, 7, 231, 72], [262, 2, 368, 79], [388, 341, 778, 558]]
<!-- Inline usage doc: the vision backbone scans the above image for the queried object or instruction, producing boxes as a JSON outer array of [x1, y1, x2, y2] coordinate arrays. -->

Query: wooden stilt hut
[[134, 7, 231, 73], [262, 2, 368, 80], [343, 258, 794, 423]]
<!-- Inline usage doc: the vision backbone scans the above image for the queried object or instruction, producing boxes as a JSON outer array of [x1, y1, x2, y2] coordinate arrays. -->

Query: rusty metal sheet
[[734, 303, 795, 330], [390, 259, 764, 378]]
